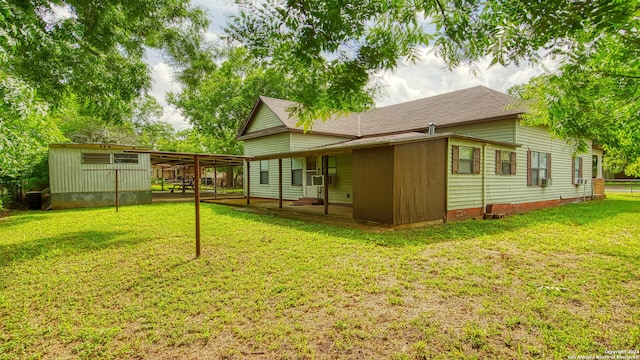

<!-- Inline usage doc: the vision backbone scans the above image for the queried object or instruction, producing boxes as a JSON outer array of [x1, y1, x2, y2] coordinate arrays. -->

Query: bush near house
[[1, 194, 638, 359]]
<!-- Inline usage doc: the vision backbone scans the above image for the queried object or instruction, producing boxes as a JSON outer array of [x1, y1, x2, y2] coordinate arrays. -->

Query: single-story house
[[49, 144, 152, 209], [238, 86, 605, 225]]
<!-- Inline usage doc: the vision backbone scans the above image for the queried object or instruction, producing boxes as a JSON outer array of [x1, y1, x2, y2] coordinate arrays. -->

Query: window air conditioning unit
[[539, 178, 552, 187], [574, 178, 588, 185], [311, 175, 324, 186], [311, 174, 337, 186]]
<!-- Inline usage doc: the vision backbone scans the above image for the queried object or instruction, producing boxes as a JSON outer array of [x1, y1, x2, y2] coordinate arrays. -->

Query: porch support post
[[246, 161, 251, 205], [278, 158, 283, 208], [194, 154, 201, 258], [322, 155, 329, 215]]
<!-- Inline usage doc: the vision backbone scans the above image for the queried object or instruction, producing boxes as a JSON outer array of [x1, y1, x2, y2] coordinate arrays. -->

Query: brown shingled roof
[[259, 96, 362, 137], [239, 86, 525, 139], [359, 86, 524, 136]]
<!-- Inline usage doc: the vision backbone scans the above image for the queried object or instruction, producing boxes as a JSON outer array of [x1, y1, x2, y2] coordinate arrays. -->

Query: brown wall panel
[[352, 147, 394, 224], [393, 139, 447, 224]]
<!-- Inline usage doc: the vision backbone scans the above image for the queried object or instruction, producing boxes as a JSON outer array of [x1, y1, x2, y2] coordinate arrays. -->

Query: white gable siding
[[246, 105, 284, 133], [444, 119, 516, 143]]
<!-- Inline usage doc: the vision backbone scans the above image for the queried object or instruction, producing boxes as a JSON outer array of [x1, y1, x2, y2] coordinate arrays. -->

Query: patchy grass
[[1, 194, 639, 359]]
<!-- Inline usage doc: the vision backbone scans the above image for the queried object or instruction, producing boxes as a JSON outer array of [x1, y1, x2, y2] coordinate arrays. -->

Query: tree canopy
[[1, 0, 211, 122], [168, 46, 304, 154], [226, 0, 640, 171]]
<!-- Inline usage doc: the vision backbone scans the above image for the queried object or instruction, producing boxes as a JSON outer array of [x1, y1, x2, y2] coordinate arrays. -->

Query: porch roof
[[250, 132, 520, 161]]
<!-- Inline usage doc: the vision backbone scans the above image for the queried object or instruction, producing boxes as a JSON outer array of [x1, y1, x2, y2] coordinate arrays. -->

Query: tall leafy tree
[[510, 11, 640, 175], [168, 46, 301, 154], [1, 0, 211, 123], [0, 73, 64, 180]]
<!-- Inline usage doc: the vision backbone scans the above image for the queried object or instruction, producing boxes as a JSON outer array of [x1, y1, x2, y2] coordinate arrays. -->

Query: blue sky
[[149, 0, 554, 130]]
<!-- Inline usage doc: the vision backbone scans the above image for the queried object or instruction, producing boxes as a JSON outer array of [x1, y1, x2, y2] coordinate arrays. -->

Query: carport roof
[[124, 149, 249, 167]]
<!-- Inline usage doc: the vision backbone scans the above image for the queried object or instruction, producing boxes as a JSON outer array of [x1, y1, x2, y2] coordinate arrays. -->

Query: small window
[[82, 153, 111, 164], [452, 146, 480, 174], [573, 157, 583, 184], [291, 158, 303, 186], [327, 155, 337, 176], [260, 160, 269, 184], [592, 155, 598, 179], [114, 153, 139, 164], [528, 151, 551, 186], [496, 150, 516, 175]]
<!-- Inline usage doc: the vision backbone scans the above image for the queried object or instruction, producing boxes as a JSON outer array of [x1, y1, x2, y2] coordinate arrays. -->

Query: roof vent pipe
[[428, 122, 437, 135]]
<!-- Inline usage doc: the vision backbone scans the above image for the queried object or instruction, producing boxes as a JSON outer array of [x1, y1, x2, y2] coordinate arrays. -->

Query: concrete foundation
[[51, 191, 152, 210]]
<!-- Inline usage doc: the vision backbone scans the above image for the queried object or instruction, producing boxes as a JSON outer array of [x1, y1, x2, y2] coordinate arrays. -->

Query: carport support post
[[323, 155, 329, 215], [115, 169, 119, 212], [194, 154, 201, 258], [278, 159, 283, 208], [213, 167, 217, 199], [246, 161, 251, 205]]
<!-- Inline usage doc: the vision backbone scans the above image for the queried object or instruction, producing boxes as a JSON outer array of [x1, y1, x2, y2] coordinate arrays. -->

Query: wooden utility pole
[[194, 154, 201, 258]]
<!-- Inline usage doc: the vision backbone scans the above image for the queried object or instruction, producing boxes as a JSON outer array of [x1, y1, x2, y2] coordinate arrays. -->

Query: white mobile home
[[49, 144, 152, 210]]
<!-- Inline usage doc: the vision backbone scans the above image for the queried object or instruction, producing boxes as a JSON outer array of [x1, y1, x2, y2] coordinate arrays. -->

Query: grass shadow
[[0, 230, 136, 265], [208, 195, 640, 248]]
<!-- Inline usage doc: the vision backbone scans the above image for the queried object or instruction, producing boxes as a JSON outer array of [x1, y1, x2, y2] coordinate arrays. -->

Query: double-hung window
[[495, 150, 516, 175], [572, 157, 583, 184], [452, 145, 480, 174], [291, 158, 303, 186], [259, 160, 269, 184], [528, 151, 551, 186]]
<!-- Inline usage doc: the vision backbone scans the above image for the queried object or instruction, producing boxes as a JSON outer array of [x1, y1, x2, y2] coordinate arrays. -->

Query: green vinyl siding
[[447, 138, 483, 210], [246, 105, 284, 133], [509, 123, 592, 202], [447, 123, 593, 212], [246, 159, 304, 200], [290, 133, 349, 150], [445, 119, 516, 143], [243, 133, 295, 199], [327, 153, 353, 205], [243, 133, 291, 157]]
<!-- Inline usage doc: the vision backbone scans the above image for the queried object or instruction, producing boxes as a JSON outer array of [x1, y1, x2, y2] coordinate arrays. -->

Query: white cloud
[[376, 47, 556, 107], [149, 62, 191, 131]]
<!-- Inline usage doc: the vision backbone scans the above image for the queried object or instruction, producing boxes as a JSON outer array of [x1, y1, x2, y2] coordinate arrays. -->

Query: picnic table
[[170, 179, 195, 193]]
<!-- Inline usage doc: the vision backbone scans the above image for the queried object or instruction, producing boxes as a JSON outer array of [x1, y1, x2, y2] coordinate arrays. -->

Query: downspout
[[482, 143, 488, 215]]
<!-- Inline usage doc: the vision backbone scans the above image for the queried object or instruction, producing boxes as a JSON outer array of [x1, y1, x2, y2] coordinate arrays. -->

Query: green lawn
[[1, 195, 639, 359]]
